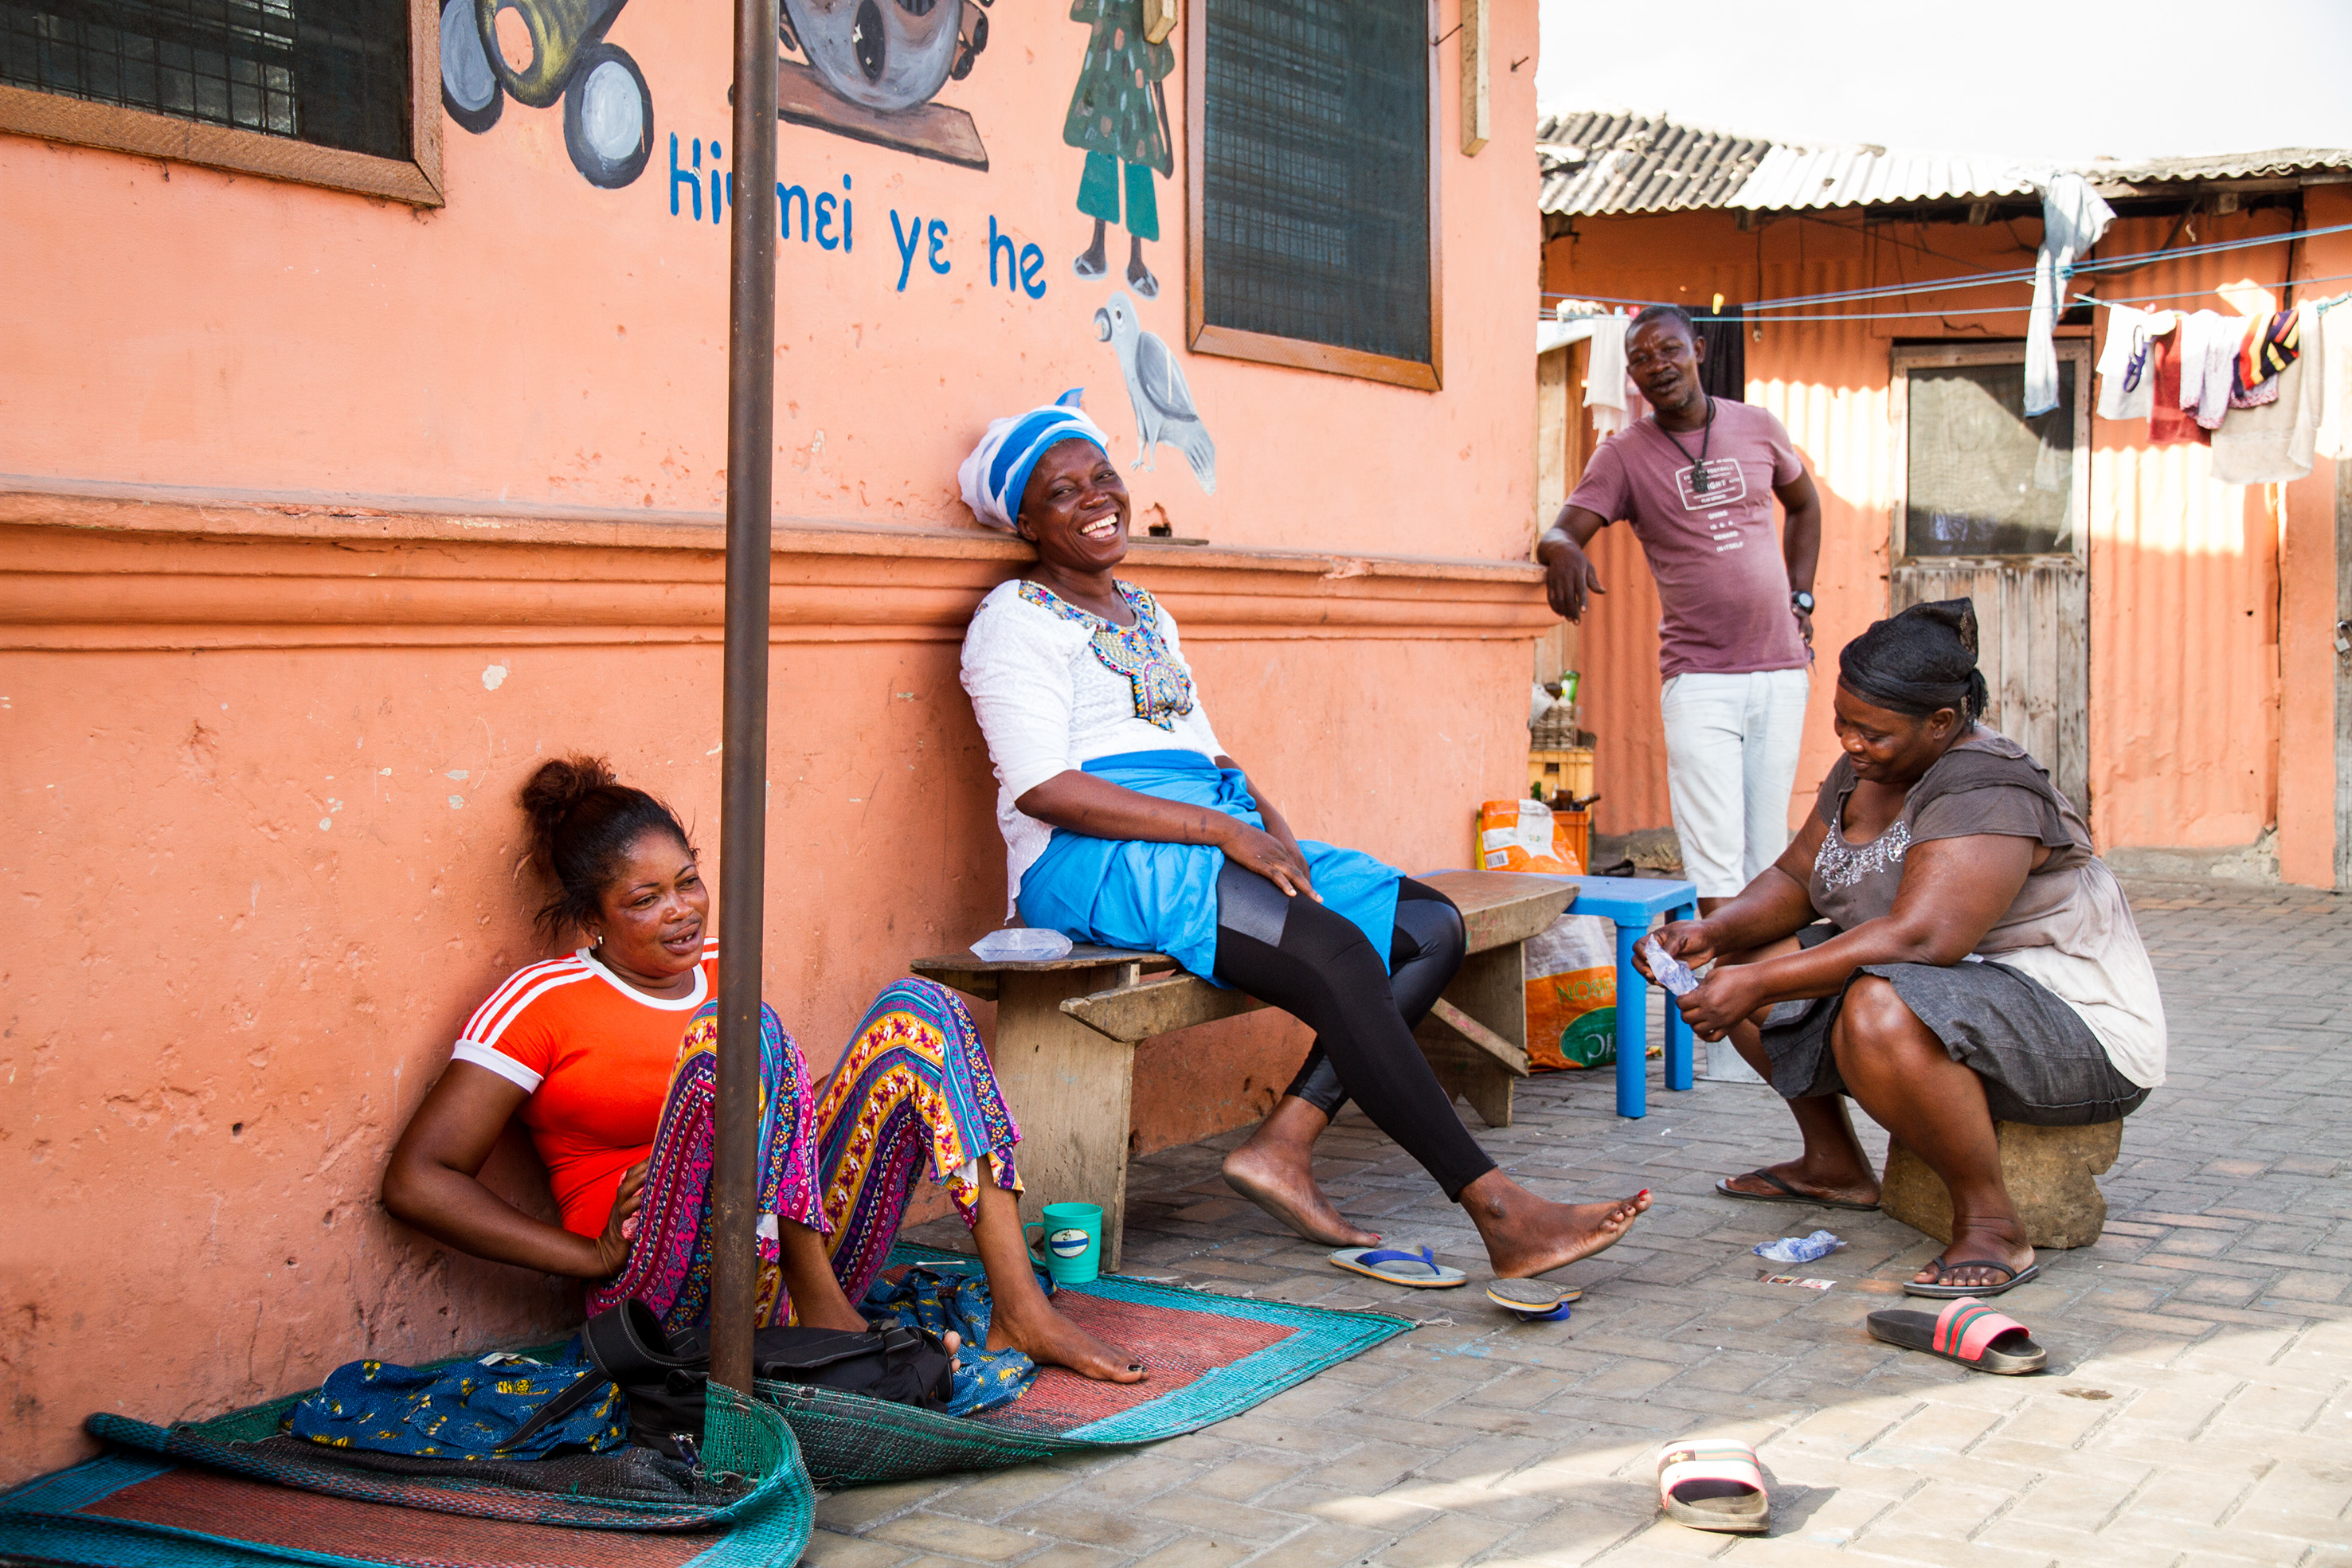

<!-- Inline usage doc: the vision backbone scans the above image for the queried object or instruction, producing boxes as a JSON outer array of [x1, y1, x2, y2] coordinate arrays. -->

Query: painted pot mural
[[440, 0, 655, 188], [781, 0, 962, 112]]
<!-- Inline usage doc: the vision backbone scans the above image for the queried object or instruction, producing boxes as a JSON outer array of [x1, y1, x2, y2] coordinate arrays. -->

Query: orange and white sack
[[1476, 798, 1583, 874]]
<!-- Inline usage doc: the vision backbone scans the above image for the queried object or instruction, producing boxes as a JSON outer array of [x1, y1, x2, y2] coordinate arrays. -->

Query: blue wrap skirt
[[1015, 750, 1402, 986]]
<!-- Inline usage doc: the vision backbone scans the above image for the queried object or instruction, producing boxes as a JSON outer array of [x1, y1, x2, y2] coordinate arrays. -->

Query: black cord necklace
[[1658, 396, 1718, 493]]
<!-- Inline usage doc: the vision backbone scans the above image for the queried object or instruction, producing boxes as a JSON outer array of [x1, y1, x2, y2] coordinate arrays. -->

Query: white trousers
[[1660, 667, 1810, 898]]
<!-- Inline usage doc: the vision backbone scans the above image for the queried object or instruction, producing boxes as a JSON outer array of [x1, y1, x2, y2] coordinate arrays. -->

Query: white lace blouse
[[958, 578, 1227, 912]]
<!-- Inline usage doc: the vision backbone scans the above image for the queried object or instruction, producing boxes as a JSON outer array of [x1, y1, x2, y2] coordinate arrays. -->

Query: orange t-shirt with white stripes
[[451, 938, 719, 1237]]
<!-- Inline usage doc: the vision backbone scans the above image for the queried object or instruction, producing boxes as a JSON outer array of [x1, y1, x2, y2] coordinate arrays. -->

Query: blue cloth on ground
[[1014, 750, 1403, 985], [290, 1346, 627, 1459], [860, 1264, 1043, 1417]]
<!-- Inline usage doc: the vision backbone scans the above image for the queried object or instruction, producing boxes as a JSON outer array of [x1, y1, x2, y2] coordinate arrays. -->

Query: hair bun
[[519, 755, 619, 840]]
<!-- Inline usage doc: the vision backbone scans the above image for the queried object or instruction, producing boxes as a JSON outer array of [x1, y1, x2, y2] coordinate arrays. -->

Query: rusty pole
[[708, 0, 778, 1401]]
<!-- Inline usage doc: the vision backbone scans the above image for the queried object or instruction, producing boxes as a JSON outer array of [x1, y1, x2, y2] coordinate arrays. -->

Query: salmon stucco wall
[[1544, 197, 2344, 882], [0, 0, 1547, 1484]]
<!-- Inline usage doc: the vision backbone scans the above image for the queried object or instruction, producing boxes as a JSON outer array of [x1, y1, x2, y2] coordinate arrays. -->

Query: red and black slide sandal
[[1867, 1296, 2048, 1375]]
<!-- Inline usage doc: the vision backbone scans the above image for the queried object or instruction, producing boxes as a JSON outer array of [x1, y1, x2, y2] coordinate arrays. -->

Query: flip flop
[[1867, 1296, 2047, 1374], [1657, 1436, 1770, 1534], [1904, 1256, 2041, 1299], [1715, 1169, 1880, 1211], [1328, 1245, 1467, 1288], [1485, 1278, 1583, 1320]]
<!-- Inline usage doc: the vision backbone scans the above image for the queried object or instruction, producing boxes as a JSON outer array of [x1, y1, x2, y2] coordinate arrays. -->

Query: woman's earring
[[592, 930, 604, 948]]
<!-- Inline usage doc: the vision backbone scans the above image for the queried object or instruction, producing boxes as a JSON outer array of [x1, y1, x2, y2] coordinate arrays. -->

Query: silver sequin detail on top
[[1814, 820, 1911, 890]]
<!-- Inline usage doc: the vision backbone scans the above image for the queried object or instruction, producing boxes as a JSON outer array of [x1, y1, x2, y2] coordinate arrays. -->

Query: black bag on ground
[[546, 1299, 955, 1460]]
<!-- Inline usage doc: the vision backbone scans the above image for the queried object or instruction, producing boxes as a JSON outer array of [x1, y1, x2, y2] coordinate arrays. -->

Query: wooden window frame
[[1184, 0, 1442, 392], [1889, 339, 2092, 564], [0, 0, 444, 206]]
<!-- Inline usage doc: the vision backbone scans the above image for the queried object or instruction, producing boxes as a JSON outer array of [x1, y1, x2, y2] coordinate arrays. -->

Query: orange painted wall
[[0, 1, 1547, 1482], [1544, 197, 2343, 882]]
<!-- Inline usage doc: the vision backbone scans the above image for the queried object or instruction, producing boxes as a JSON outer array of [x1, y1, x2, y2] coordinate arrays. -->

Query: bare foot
[[1913, 1215, 2033, 1290], [1223, 1140, 1380, 1249], [792, 1295, 874, 1332], [987, 1293, 1146, 1384], [1720, 1158, 1879, 1208], [1462, 1172, 1652, 1278]]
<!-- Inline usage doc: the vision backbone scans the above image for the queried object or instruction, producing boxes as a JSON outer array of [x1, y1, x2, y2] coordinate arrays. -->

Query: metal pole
[[710, 0, 778, 1401]]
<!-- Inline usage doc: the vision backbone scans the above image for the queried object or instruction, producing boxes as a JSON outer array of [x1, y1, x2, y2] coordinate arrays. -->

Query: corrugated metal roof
[[1730, 144, 2036, 211], [2084, 147, 2352, 185], [1537, 111, 1770, 215], [1539, 115, 2352, 217]]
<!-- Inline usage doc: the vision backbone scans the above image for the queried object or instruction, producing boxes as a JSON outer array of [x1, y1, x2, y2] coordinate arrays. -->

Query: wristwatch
[[1790, 590, 1816, 615]]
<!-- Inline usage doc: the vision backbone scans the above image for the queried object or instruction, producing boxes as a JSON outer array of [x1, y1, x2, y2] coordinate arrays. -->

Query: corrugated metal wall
[[1546, 202, 2334, 859]]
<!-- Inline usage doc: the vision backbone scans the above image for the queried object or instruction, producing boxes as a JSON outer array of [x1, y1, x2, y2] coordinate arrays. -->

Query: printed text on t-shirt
[[1674, 458, 1747, 510]]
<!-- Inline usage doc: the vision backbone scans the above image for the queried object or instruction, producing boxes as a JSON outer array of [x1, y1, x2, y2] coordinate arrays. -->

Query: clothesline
[[1536, 217, 2352, 319], [1532, 272, 2352, 327]]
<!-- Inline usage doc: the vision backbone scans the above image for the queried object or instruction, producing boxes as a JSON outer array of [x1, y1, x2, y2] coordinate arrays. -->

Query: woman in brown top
[[1644, 600, 2165, 1298]]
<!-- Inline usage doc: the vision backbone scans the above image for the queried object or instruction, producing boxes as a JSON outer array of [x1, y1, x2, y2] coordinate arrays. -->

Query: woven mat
[[762, 1245, 1413, 1484]]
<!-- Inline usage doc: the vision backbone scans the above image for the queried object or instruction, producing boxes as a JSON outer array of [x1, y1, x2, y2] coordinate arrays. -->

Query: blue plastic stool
[[1561, 875, 1699, 1118]]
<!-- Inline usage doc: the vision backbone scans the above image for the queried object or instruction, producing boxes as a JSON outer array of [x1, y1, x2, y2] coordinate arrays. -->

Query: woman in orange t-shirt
[[383, 755, 1141, 1385]]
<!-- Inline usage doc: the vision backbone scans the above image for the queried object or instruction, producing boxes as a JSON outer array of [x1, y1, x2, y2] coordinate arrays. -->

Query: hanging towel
[[2212, 304, 2323, 483], [2317, 302, 2352, 460], [2176, 311, 2239, 430], [1583, 315, 1629, 424], [2026, 174, 2114, 416], [2146, 321, 2210, 447], [2095, 305, 2168, 421]]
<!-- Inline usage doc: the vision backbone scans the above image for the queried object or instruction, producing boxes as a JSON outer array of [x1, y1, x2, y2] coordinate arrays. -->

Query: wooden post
[[1458, 0, 1489, 156], [708, 0, 779, 1402]]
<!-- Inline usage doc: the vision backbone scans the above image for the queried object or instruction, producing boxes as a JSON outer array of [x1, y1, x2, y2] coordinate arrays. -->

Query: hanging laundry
[[2212, 303, 2323, 484], [2228, 311, 2294, 409], [1697, 305, 1747, 402], [2025, 173, 2115, 416], [2094, 305, 2170, 421], [2146, 320, 2210, 448], [1583, 314, 1633, 438], [2175, 311, 2240, 431], [2317, 299, 2352, 460]]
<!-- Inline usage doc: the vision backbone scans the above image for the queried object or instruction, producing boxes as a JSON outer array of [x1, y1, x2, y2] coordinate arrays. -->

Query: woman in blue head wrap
[[959, 393, 1652, 1281]]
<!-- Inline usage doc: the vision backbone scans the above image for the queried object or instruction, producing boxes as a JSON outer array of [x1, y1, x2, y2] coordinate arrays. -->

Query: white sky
[[1536, 0, 2352, 166]]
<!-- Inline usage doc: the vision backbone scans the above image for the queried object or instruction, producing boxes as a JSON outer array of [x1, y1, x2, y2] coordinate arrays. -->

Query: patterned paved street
[[845, 880, 2352, 1568]]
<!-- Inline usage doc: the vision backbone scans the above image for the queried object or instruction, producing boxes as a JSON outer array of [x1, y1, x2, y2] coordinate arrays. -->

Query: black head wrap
[[1837, 597, 1990, 722]]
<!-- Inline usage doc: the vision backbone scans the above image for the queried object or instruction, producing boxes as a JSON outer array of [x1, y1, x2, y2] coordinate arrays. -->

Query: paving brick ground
[[853, 880, 2352, 1567]]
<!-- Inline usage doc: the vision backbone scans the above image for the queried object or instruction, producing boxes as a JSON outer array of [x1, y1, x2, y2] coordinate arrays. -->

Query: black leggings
[[1211, 866, 1495, 1200]]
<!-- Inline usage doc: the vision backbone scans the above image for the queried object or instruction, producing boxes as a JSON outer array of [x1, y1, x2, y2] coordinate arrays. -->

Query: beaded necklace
[[1016, 579, 1197, 730]]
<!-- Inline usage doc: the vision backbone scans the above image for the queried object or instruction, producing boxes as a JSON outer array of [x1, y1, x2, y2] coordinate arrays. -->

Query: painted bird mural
[[1092, 291, 1217, 495]]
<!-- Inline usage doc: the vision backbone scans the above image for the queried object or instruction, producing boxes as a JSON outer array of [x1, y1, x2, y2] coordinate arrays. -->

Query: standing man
[[1537, 304, 1822, 913]]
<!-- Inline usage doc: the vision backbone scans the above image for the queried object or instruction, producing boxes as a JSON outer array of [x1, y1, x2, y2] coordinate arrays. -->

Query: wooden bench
[[910, 870, 1575, 1269]]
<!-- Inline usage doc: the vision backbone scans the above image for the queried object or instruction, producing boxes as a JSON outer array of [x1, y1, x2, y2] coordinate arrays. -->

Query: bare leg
[[969, 1177, 1145, 1382], [1463, 1174, 1652, 1278], [1831, 978, 2029, 1289], [775, 1219, 871, 1331], [1222, 1094, 1380, 1249], [1703, 937, 1884, 1208]]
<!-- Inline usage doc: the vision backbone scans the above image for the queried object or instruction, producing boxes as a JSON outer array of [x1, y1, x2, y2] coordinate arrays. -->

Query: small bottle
[[1561, 670, 1581, 706]]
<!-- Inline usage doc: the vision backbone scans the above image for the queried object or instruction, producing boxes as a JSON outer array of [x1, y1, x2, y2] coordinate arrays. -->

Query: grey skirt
[[1758, 925, 2150, 1126]]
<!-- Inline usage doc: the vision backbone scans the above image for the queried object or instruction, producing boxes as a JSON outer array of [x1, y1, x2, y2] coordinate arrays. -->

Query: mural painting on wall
[[1065, 0, 1175, 298], [1094, 291, 1215, 493], [440, 0, 656, 188], [778, 0, 995, 170]]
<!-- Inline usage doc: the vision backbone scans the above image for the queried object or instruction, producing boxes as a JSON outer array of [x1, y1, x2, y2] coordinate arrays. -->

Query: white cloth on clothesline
[[2211, 303, 2323, 484], [2026, 174, 2114, 417], [2094, 305, 2170, 421], [2317, 301, 2352, 460], [2176, 311, 2240, 431]]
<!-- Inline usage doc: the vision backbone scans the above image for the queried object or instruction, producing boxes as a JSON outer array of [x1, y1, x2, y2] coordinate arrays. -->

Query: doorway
[[1890, 342, 2093, 812]]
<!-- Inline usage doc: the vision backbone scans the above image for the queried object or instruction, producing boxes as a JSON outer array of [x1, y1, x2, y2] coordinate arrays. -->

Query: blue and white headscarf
[[957, 389, 1112, 533]]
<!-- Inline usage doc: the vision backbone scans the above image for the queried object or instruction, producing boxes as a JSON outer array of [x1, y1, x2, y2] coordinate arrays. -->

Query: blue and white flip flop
[[1327, 1245, 1467, 1288], [1485, 1278, 1581, 1320]]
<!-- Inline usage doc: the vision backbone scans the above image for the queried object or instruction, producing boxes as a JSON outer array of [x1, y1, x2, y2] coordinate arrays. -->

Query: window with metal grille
[[2, 0, 409, 161], [1188, 0, 1438, 389]]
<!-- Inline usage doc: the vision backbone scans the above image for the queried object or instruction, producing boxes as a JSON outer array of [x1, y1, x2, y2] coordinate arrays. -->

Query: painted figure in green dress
[[1065, 0, 1175, 299]]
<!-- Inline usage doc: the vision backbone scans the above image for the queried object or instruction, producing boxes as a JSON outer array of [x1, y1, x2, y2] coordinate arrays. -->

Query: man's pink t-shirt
[[1565, 401, 1810, 680]]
